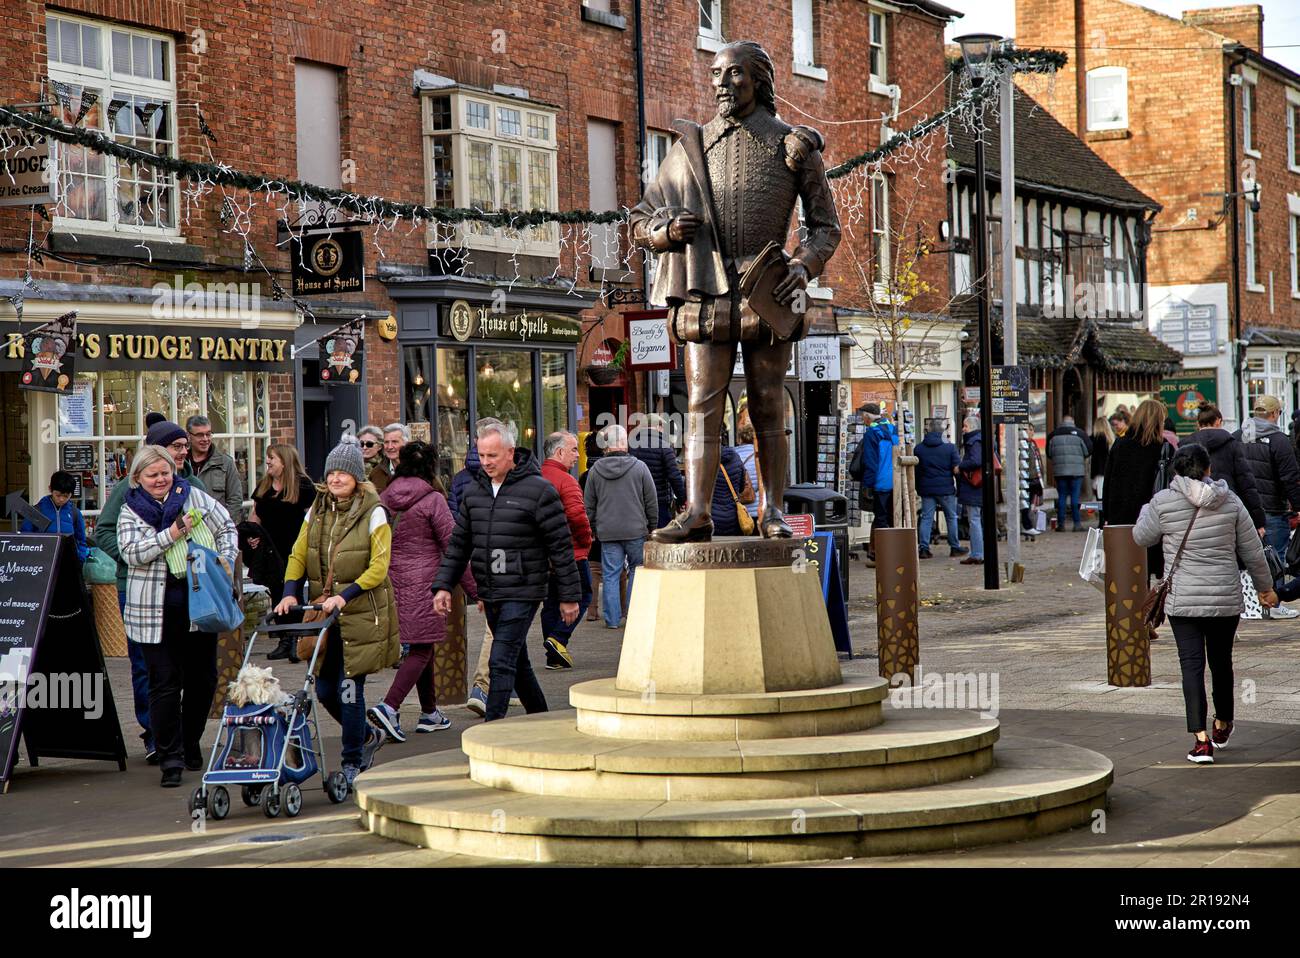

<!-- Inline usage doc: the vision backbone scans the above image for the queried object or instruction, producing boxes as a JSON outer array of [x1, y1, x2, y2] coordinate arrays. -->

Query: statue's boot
[[757, 427, 792, 538], [651, 509, 714, 543], [651, 432, 720, 543], [760, 505, 793, 539]]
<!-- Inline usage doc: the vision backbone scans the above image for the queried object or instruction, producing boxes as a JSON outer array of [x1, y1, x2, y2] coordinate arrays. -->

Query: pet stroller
[[188, 605, 349, 822]]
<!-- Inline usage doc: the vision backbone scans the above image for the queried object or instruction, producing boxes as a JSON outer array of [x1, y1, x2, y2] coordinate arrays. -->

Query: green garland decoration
[[0, 47, 1064, 228]]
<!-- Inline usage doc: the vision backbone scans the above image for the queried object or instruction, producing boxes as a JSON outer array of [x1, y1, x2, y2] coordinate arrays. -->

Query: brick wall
[[2, 1, 954, 443], [1018, 0, 1232, 294]]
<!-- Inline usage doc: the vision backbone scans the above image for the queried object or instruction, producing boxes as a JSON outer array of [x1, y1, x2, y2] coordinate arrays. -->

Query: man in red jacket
[[540, 431, 594, 668]]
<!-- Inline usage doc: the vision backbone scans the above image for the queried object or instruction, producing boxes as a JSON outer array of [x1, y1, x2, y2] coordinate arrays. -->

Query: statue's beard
[[716, 96, 741, 118]]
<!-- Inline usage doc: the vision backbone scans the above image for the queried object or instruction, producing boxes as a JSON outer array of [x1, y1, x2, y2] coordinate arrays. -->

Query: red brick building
[[1018, 1, 1300, 427], [0, 0, 958, 515]]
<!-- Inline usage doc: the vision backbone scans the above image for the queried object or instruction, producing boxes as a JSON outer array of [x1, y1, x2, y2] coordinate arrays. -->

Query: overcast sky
[[946, 0, 1300, 73]]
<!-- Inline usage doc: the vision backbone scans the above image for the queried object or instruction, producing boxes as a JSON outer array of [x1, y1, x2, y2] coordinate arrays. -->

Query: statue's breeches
[[670, 291, 807, 345]]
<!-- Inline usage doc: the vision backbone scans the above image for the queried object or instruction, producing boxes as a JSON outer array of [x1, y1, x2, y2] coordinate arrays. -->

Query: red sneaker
[[1211, 720, 1233, 748], [1187, 738, 1214, 764]]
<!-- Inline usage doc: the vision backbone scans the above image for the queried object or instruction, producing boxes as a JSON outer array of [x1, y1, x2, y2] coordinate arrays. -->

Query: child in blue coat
[[21, 470, 90, 562]]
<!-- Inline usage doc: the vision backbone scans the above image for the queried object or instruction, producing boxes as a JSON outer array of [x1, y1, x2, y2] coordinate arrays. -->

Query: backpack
[[848, 435, 867, 481]]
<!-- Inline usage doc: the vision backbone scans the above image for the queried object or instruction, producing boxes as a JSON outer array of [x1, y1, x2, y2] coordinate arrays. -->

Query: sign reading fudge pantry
[[1, 324, 293, 373]]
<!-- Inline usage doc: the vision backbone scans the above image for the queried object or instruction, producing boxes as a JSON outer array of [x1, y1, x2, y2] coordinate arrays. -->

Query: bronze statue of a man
[[631, 40, 840, 543]]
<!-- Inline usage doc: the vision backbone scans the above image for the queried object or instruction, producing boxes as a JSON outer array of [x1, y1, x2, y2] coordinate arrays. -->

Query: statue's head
[[711, 41, 776, 119]]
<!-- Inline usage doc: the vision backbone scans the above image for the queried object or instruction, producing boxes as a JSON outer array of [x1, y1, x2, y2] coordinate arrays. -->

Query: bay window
[[422, 90, 559, 254], [46, 13, 178, 234]]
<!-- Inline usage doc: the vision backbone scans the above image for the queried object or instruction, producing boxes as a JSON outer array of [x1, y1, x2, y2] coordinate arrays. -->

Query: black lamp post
[[956, 32, 1004, 590]]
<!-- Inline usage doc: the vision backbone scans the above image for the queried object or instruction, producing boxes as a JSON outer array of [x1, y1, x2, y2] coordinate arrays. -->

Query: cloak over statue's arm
[[630, 157, 683, 254], [788, 134, 841, 279]]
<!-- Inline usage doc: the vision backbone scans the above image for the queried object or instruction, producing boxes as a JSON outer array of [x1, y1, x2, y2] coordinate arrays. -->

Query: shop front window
[[56, 370, 269, 515], [476, 348, 536, 450], [541, 351, 568, 441], [404, 346, 434, 426], [206, 374, 228, 434], [176, 370, 201, 425], [101, 368, 137, 437], [437, 347, 470, 492]]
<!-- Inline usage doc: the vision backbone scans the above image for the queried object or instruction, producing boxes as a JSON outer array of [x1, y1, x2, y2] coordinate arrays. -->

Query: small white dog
[[227, 665, 292, 707]]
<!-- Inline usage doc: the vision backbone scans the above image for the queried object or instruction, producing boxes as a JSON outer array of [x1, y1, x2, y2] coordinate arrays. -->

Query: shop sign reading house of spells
[[290, 230, 366, 296]]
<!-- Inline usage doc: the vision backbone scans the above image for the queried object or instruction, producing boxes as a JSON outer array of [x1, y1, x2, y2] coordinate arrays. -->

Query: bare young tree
[[836, 170, 989, 529]]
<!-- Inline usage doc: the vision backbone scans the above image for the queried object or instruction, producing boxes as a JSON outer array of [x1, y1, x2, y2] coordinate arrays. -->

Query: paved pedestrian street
[[4, 531, 1296, 868]]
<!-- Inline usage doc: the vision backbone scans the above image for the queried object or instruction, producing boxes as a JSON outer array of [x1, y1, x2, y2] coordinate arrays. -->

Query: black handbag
[[1263, 543, 1285, 581], [1285, 522, 1300, 575]]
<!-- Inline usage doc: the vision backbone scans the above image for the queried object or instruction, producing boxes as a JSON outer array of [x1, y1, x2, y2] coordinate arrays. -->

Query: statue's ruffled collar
[[703, 108, 784, 156]]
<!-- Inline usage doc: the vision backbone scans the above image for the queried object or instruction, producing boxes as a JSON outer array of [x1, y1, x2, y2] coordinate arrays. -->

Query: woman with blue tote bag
[[118, 442, 238, 788]]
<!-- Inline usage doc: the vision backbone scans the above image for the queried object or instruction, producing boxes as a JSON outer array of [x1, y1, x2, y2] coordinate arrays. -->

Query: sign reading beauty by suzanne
[[1, 325, 293, 372]]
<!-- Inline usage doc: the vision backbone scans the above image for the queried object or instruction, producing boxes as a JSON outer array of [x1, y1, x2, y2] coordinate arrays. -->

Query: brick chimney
[[1183, 6, 1264, 51]]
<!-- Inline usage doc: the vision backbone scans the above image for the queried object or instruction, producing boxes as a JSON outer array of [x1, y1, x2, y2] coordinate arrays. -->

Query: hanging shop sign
[[1159, 374, 1218, 436], [2, 324, 292, 373], [443, 300, 581, 344], [290, 230, 366, 296], [624, 310, 676, 371], [798, 335, 841, 382], [990, 365, 1030, 425], [19, 311, 77, 395], [317, 317, 364, 386], [0, 133, 56, 207]]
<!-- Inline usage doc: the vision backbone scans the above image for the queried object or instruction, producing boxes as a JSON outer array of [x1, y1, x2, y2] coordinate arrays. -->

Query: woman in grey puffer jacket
[[1134, 443, 1277, 766]]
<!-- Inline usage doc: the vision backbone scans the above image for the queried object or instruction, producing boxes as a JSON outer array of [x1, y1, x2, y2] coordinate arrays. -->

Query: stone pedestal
[[355, 535, 1113, 864], [616, 538, 841, 695]]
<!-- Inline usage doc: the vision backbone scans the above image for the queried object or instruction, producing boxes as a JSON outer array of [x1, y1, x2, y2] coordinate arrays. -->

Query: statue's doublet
[[702, 111, 799, 265]]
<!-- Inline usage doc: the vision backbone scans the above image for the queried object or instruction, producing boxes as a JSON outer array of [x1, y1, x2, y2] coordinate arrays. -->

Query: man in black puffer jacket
[[629, 415, 686, 528], [1179, 403, 1266, 530], [433, 420, 581, 721], [1234, 395, 1300, 614]]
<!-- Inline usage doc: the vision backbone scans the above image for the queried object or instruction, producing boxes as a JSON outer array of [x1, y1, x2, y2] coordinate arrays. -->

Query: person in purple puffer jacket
[[368, 441, 477, 742]]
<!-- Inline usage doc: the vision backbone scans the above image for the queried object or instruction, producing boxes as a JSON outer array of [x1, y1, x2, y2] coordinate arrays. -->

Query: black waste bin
[[784, 483, 849, 601]]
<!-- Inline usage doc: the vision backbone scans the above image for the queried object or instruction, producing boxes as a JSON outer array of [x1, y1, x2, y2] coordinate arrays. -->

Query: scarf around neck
[[127, 478, 190, 532]]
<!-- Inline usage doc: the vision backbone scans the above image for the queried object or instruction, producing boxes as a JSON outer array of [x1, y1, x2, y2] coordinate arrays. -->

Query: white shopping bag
[[1079, 526, 1106, 590], [1240, 570, 1263, 619]]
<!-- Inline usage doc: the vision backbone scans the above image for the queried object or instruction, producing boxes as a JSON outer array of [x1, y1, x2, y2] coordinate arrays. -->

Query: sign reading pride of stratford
[[444, 299, 582, 344], [798, 335, 841, 382]]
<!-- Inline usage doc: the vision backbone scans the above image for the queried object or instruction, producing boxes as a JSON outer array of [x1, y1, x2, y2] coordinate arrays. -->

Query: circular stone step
[[569, 676, 888, 741], [354, 737, 1113, 865], [460, 711, 999, 801]]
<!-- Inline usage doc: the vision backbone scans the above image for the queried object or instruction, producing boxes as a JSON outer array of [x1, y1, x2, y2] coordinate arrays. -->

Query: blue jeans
[[483, 601, 548, 721], [1266, 514, 1291, 587], [1056, 476, 1083, 527], [315, 626, 367, 767], [967, 505, 984, 560], [919, 495, 959, 551], [540, 559, 593, 646], [119, 589, 152, 747], [600, 538, 644, 626]]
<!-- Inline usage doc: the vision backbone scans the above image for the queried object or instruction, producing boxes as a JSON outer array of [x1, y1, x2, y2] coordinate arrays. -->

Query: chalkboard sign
[[0, 533, 125, 792], [798, 532, 851, 655]]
